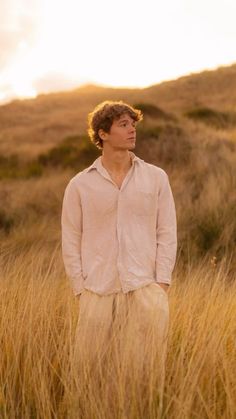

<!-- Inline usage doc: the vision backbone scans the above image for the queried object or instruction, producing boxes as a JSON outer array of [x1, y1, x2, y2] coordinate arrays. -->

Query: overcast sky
[[0, 0, 236, 104]]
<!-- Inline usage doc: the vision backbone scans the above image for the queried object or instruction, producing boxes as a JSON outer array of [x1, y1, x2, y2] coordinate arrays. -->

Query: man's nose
[[129, 125, 136, 133]]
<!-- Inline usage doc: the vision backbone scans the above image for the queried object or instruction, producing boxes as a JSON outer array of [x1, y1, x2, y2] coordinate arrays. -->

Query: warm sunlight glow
[[0, 0, 236, 103], [11, 82, 37, 100]]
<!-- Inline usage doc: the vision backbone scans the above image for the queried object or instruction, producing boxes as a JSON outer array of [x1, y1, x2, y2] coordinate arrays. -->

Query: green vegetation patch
[[197, 215, 223, 253], [0, 154, 20, 179], [0, 135, 100, 179], [137, 125, 164, 140], [0, 154, 43, 179], [137, 123, 192, 166], [37, 135, 100, 170], [184, 107, 236, 129], [133, 102, 175, 120], [0, 209, 14, 234]]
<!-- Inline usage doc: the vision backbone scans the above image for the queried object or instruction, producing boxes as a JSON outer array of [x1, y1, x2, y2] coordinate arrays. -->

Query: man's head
[[87, 100, 143, 150]]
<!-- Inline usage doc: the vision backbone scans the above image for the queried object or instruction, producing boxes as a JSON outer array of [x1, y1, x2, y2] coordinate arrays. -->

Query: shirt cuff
[[70, 275, 85, 296], [156, 277, 171, 286]]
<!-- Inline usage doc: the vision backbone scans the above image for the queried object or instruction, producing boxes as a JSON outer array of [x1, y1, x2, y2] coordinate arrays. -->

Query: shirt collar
[[85, 151, 143, 173]]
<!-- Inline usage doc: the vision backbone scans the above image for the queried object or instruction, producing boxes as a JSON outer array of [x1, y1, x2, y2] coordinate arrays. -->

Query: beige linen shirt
[[61, 151, 177, 296]]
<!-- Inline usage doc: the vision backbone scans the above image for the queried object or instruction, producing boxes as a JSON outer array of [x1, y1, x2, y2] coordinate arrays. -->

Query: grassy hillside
[[0, 63, 236, 417], [0, 63, 236, 158], [0, 62, 236, 271]]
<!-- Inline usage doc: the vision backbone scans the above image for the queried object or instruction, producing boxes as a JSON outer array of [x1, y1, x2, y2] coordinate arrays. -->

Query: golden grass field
[[0, 63, 236, 418], [0, 235, 235, 418]]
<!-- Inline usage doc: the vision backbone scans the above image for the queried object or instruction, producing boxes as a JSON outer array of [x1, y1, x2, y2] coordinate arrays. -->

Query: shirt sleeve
[[155, 171, 177, 285], [61, 178, 85, 296]]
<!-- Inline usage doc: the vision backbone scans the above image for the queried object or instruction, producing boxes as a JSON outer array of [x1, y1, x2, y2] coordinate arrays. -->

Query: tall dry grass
[[0, 227, 235, 418], [1, 67, 236, 417]]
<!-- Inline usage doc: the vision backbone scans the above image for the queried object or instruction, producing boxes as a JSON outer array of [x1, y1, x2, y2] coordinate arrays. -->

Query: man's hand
[[157, 283, 169, 294], [76, 289, 85, 299]]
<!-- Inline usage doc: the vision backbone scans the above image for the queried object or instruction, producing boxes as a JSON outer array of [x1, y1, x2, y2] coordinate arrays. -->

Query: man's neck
[[101, 151, 133, 175]]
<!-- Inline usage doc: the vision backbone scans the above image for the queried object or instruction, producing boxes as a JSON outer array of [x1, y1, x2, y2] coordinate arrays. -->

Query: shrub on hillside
[[0, 209, 14, 234], [0, 154, 20, 179], [133, 102, 175, 120], [0, 135, 100, 179], [24, 162, 43, 178], [37, 135, 100, 170], [38, 144, 78, 167], [136, 123, 192, 167], [137, 125, 164, 139], [0, 154, 43, 179], [196, 214, 223, 254], [184, 107, 236, 129]]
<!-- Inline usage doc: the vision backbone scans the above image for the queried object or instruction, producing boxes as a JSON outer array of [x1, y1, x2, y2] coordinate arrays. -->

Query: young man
[[61, 100, 177, 413]]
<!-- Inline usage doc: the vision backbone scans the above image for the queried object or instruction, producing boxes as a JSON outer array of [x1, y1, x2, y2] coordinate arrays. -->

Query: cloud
[[0, 0, 41, 69], [32, 72, 80, 94], [0, 81, 20, 104]]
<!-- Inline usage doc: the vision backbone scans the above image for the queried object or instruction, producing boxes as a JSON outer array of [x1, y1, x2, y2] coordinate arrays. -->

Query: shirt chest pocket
[[130, 190, 157, 216]]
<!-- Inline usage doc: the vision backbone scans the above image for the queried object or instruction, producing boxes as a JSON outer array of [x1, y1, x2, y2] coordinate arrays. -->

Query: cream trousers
[[72, 282, 169, 414]]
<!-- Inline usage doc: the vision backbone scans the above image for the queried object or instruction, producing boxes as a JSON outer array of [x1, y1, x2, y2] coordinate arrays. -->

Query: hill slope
[[0, 63, 236, 158]]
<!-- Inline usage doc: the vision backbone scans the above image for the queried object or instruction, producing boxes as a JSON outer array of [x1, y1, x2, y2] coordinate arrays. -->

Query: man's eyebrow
[[118, 118, 135, 123]]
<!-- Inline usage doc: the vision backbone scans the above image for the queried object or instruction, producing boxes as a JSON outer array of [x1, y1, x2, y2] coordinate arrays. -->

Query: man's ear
[[98, 129, 107, 141]]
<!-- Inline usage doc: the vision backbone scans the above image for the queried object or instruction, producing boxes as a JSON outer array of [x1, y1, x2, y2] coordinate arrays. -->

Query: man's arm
[[61, 179, 85, 296], [155, 171, 177, 291]]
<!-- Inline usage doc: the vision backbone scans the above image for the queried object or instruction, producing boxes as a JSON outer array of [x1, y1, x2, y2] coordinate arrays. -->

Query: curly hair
[[87, 100, 143, 149]]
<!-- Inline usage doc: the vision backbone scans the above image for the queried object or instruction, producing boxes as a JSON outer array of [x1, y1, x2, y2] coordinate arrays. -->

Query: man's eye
[[120, 122, 135, 127]]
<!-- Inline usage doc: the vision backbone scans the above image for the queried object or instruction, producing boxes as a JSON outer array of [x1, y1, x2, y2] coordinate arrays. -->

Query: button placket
[[96, 160, 136, 293], [116, 191, 123, 289], [112, 165, 135, 293]]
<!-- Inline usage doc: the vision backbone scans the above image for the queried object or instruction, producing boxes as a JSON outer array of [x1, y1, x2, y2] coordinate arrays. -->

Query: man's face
[[101, 113, 137, 150]]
